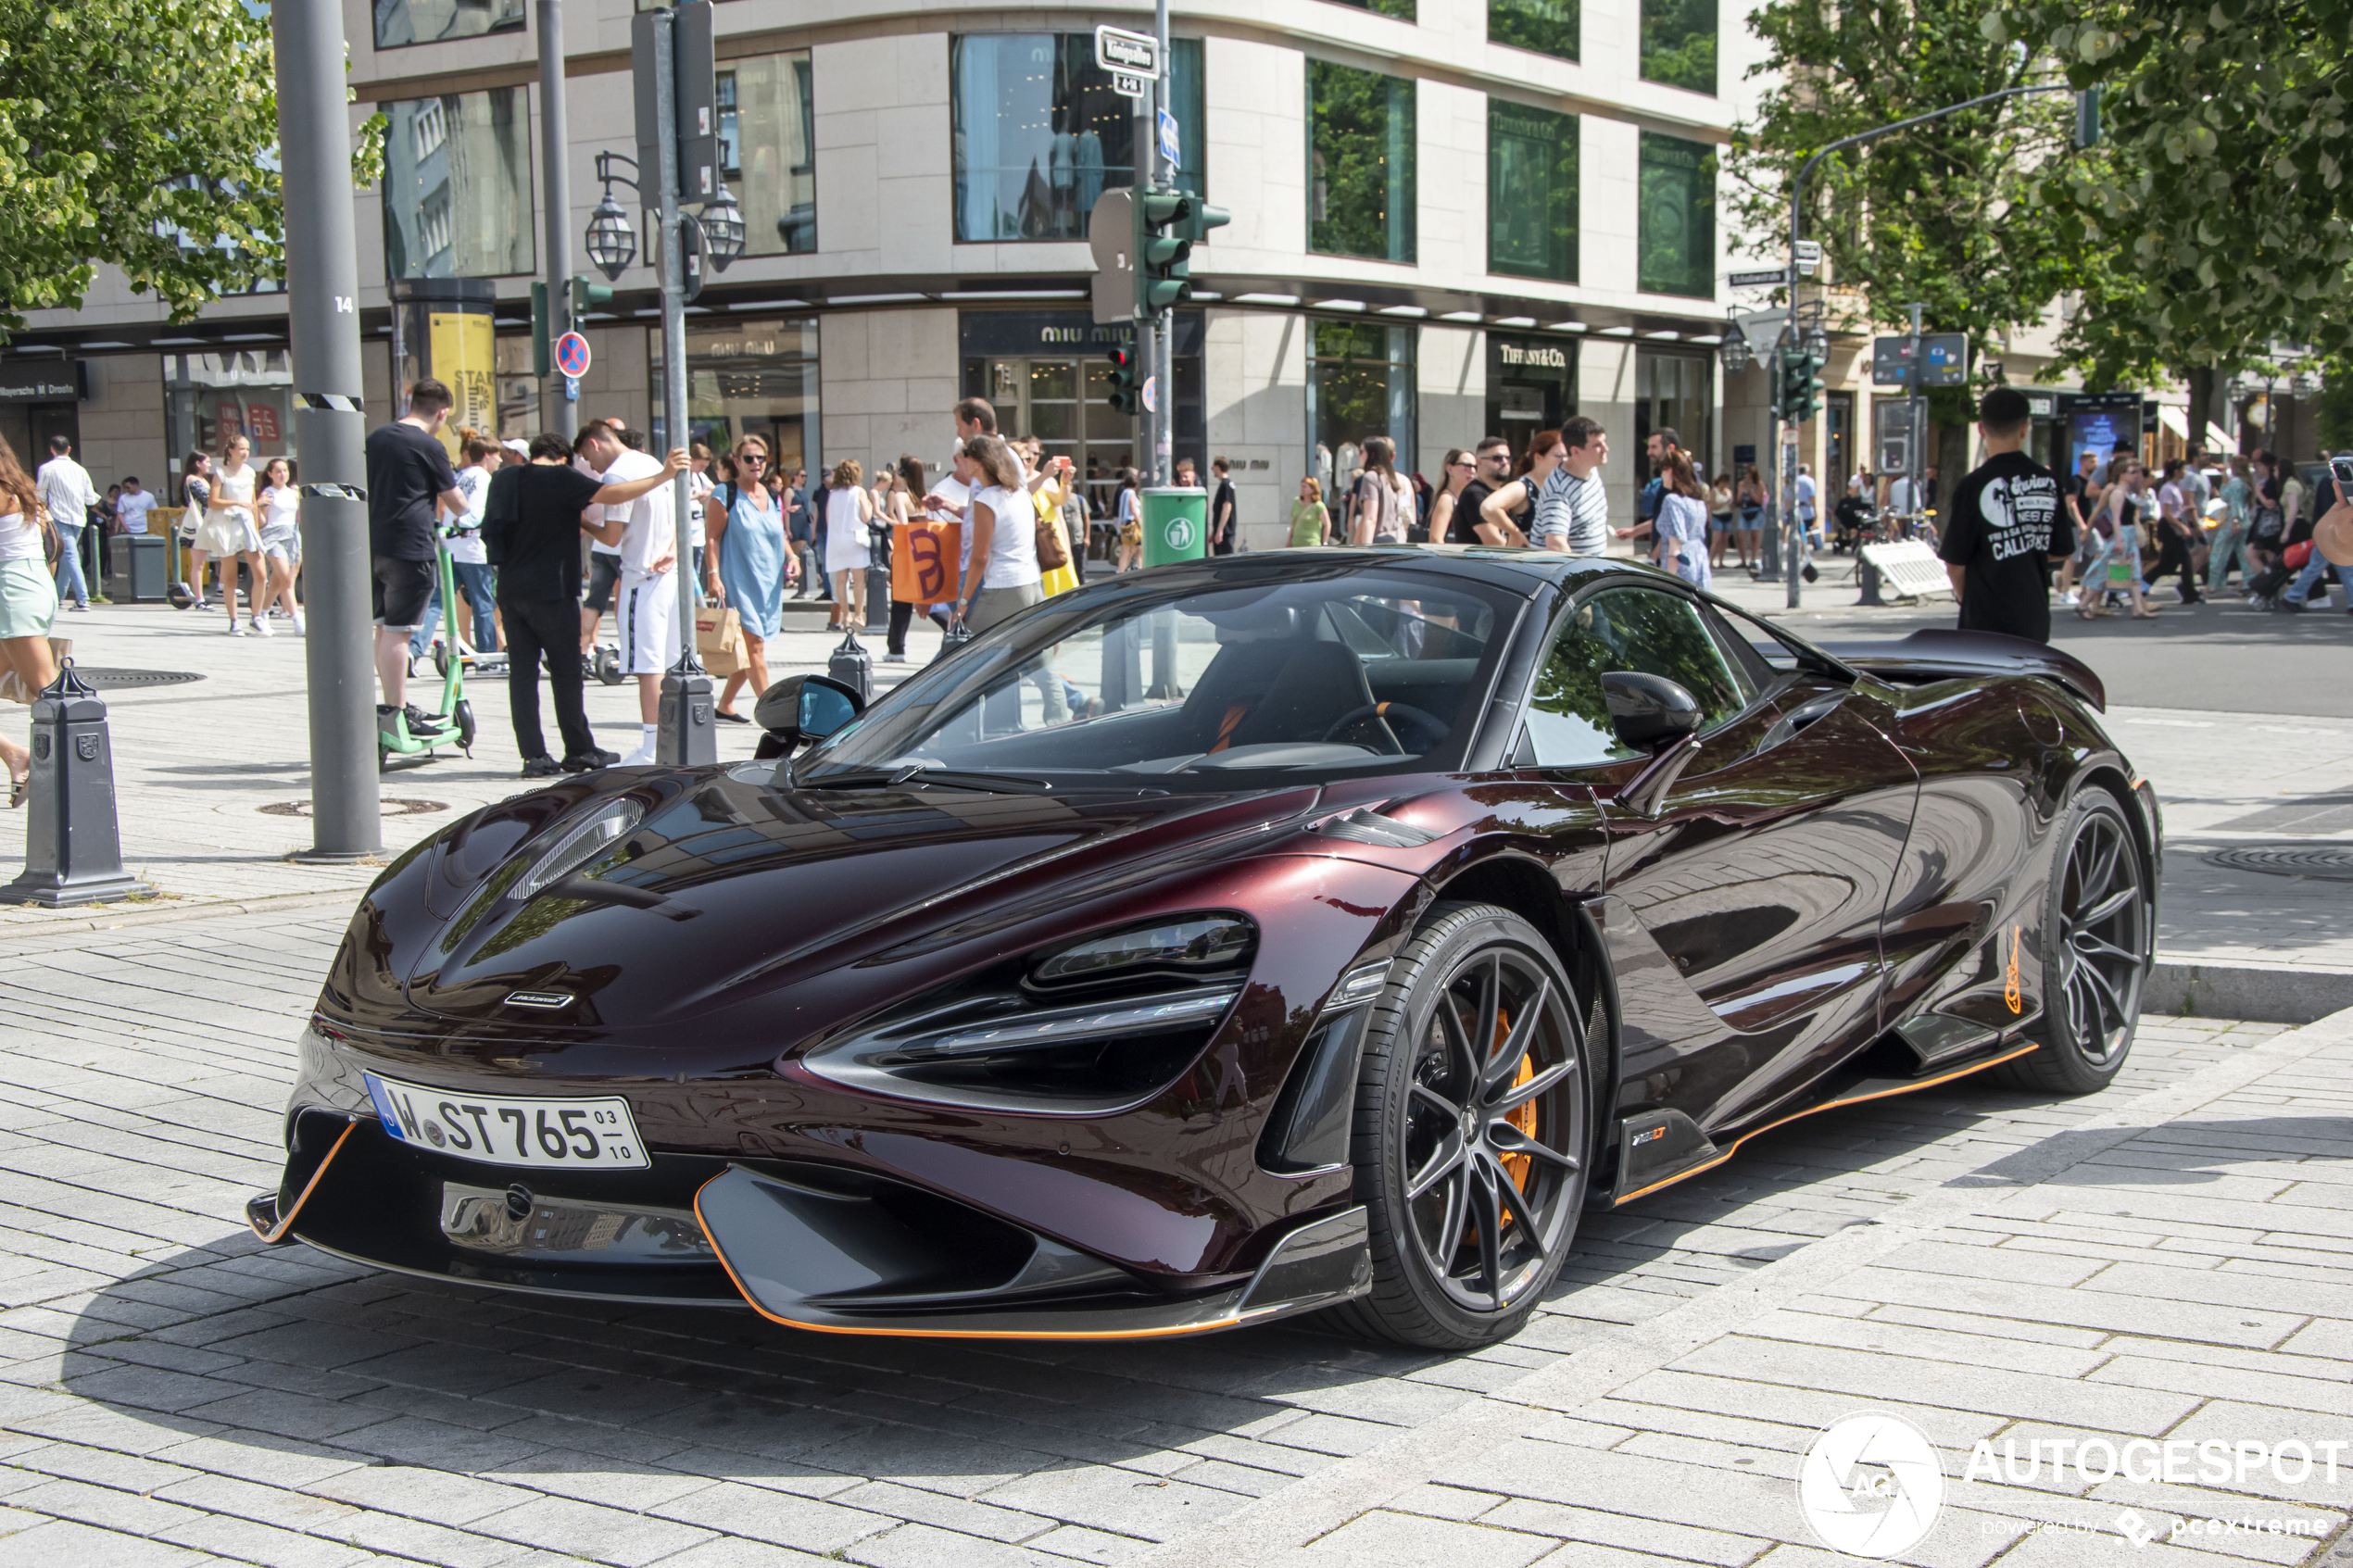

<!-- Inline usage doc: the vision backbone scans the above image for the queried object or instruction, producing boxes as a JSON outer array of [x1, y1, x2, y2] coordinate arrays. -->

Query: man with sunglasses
[[1449, 436, 1517, 545]]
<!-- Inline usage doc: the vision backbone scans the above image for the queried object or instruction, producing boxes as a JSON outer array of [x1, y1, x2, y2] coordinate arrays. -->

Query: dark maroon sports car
[[254, 550, 2158, 1349]]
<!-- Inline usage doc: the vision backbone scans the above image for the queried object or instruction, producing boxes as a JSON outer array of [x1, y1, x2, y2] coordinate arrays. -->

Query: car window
[[1524, 585, 1757, 768]]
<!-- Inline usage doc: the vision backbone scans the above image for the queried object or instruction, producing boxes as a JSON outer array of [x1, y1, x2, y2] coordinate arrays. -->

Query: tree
[[0, 0, 382, 337], [1728, 0, 2090, 479]]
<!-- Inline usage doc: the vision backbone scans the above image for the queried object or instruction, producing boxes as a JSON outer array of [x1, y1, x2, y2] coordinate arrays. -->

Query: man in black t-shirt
[[1939, 387, 2075, 644], [1452, 435, 1514, 544], [484, 432, 691, 776], [1209, 458, 1237, 555], [365, 380, 468, 734]]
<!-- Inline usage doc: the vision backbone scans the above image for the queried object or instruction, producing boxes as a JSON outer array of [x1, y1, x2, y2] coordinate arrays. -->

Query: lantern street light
[[586, 190, 636, 282], [700, 184, 745, 271], [1718, 324, 1753, 376], [1805, 325, 1830, 362]]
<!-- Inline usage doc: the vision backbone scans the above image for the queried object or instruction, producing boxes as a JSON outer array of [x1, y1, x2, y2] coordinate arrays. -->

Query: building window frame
[[1487, 99, 1578, 284], [1635, 129, 1716, 300], [1306, 320, 1417, 511], [372, 0, 525, 51], [716, 50, 818, 256], [1489, 0, 1578, 63], [1307, 59, 1416, 265], [1639, 0, 1718, 94], [381, 85, 536, 281]]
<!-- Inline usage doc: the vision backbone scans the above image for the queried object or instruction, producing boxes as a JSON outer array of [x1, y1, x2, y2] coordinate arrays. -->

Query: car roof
[[1200, 546, 1639, 592]]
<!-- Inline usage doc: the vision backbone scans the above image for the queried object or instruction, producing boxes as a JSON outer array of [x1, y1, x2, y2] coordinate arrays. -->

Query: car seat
[[1181, 640, 1379, 753]]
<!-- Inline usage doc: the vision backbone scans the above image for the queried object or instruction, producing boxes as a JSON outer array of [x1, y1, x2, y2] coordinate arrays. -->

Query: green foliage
[[1641, 0, 1718, 94], [1490, 100, 1579, 283], [1491, 0, 1579, 62], [1728, 0, 2083, 350], [1993, 0, 2353, 386], [1639, 132, 1716, 297], [1309, 61, 1416, 263], [0, 0, 384, 337]]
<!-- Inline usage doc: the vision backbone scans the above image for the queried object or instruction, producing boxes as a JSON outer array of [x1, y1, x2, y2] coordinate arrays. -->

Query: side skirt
[[1610, 1041, 2039, 1206]]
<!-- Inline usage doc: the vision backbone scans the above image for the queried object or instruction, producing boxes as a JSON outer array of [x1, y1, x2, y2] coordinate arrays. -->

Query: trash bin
[[107, 533, 169, 604], [1139, 488, 1208, 568]]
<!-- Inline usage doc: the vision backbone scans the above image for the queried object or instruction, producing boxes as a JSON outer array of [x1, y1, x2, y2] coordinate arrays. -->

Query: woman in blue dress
[[1655, 449, 1714, 591], [701, 433, 796, 722]]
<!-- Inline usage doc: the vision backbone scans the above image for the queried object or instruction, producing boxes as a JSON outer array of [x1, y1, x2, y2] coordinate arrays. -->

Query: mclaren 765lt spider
[[254, 550, 2158, 1350]]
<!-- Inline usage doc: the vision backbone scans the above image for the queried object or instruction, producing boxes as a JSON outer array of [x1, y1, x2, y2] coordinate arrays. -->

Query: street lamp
[[586, 190, 636, 282], [1805, 325, 1830, 362], [699, 184, 745, 271], [1718, 325, 1752, 375]]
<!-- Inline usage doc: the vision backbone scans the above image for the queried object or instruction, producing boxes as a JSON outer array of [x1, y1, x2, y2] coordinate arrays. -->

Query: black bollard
[[1, 661, 151, 908], [1856, 547, 1887, 607]]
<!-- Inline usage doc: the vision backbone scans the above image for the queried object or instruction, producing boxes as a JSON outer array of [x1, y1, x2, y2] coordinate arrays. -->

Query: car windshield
[[797, 567, 1520, 788]]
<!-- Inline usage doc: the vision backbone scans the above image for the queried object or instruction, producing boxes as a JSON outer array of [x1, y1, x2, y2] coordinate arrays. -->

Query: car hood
[[397, 766, 1319, 1032]]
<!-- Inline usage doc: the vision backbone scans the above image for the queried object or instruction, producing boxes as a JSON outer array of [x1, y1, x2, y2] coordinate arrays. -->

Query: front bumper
[[252, 1100, 1372, 1340]]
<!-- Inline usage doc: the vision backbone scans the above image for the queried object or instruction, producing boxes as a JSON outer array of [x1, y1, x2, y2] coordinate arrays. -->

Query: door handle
[[1761, 692, 1846, 752]]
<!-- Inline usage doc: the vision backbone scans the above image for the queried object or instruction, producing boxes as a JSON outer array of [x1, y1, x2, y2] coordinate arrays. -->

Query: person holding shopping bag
[[703, 433, 794, 723]]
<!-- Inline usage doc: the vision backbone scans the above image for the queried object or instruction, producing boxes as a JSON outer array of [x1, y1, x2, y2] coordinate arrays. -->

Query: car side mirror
[[1602, 671, 1701, 753], [754, 673, 863, 747]]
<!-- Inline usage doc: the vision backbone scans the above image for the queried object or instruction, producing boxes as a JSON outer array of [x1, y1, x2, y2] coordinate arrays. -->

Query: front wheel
[[1329, 901, 1592, 1349], [1995, 788, 2151, 1096]]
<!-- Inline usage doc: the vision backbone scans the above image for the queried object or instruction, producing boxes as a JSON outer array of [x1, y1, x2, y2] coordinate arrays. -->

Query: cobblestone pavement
[[2, 905, 2346, 1565]]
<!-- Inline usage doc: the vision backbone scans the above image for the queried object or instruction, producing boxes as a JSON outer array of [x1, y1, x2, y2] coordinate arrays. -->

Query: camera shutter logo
[[1798, 1412, 1944, 1557]]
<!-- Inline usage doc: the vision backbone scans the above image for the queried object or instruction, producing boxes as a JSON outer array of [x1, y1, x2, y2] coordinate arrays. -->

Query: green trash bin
[[1139, 487, 1208, 567]]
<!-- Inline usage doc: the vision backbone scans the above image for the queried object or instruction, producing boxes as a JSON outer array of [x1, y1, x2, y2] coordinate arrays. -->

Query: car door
[[1518, 583, 1917, 1135]]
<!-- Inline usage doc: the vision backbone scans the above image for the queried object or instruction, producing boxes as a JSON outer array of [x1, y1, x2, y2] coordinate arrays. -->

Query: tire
[[1993, 788, 2151, 1096], [1328, 901, 1593, 1349]]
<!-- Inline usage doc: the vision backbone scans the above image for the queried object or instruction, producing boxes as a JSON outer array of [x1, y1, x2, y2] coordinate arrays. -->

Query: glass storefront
[[1637, 131, 1715, 298], [1634, 347, 1714, 478], [166, 352, 296, 475], [720, 52, 818, 256], [1309, 321, 1416, 496], [382, 87, 535, 280], [1309, 61, 1416, 264], [650, 320, 822, 478], [1489, 100, 1578, 284], [1486, 336, 1576, 445], [959, 311, 1203, 515], [950, 35, 1203, 242]]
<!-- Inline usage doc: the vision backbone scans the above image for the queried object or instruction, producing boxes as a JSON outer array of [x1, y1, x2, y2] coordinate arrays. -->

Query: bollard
[[1, 661, 151, 908], [1856, 547, 1886, 607]]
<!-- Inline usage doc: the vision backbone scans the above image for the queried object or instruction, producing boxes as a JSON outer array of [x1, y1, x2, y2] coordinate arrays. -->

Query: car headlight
[[1030, 916, 1254, 986], [520, 800, 643, 896]]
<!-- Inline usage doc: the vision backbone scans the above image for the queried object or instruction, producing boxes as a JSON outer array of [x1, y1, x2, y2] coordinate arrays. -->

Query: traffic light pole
[[538, 0, 576, 441], [1151, 0, 1174, 485], [274, 0, 379, 859]]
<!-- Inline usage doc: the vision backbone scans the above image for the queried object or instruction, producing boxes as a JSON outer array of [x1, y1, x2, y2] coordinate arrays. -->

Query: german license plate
[[363, 1073, 649, 1170]]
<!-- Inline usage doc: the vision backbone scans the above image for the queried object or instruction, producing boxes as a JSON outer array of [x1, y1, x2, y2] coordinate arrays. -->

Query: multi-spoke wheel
[[1330, 901, 1591, 1349], [1995, 789, 2150, 1096]]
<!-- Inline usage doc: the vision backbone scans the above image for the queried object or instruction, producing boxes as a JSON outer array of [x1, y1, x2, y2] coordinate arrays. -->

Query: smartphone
[[2331, 454, 2353, 490]]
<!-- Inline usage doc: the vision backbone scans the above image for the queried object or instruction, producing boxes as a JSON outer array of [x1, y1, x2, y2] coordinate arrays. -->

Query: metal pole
[[538, 0, 576, 442], [1133, 93, 1154, 485], [1782, 331, 1801, 609], [1152, 0, 1174, 488], [1905, 301, 1924, 535], [275, 0, 379, 859], [652, 9, 715, 767]]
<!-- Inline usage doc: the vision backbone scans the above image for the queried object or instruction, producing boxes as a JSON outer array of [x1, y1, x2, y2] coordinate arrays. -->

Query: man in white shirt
[[115, 476, 157, 539], [578, 420, 629, 656], [577, 421, 679, 766], [35, 435, 99, 610], [1795, 466, 1820, 545], [1531, 418, 1611, 556]]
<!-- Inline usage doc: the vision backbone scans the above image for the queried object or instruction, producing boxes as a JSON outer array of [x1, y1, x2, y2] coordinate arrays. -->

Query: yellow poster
[[426, 309, 498, 456]]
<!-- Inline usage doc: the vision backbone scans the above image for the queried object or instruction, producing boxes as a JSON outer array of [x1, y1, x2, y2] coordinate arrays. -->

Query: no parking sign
[[555, 332, 592, 380]]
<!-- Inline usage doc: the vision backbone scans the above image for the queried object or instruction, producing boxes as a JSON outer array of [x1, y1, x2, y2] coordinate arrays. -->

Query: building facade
[[20, 0, 1774, 542]]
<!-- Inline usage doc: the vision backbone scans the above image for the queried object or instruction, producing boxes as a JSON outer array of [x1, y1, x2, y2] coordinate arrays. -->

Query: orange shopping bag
[[891, 519, 963, 606]]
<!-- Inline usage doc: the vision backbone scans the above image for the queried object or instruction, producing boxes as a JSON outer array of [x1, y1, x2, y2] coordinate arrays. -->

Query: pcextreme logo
[[1797, 1413, 1944, 1558]]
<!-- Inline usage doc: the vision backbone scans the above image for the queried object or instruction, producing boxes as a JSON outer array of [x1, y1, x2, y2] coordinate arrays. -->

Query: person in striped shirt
[[1530, 417, 1611, 556]]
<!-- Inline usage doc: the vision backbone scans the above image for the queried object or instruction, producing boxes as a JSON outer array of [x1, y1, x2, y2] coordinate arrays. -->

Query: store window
[[719, 52, 817, 256], [1491, 0, 1577, 62], [1489, 101, 1577, 284], [375, 0, 523, 49], [1308, 321, 1416, 504], [1640, 0, 1717, 94], [383, 87, 535, 279], [1637, 131, 1714, 298], [651, 320, 822, 478], [1309, 61, 1416, 264], [166, 352, 296, 472], [1486, 337, 1576, 444], [951, 36, 1204, 243], [1634, 347, 1713, 482]]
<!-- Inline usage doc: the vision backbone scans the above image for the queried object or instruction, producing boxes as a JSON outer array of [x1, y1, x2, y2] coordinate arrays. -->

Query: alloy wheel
[[2055, 803, 2146, 1065]]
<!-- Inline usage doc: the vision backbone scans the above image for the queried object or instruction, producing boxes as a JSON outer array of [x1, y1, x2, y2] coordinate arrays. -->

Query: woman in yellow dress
[[1024, 435, 1082, 597]]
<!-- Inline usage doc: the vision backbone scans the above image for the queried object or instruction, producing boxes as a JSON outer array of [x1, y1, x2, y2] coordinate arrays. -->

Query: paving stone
[[1302, 1509, 1555, 1567]]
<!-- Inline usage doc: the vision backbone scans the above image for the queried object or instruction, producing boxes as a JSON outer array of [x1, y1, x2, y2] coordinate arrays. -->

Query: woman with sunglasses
[[702, 433, 794, 722]]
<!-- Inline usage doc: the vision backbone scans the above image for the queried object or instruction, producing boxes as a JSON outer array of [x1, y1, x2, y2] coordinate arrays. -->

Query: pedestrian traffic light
[[569, 275, 615, 323], [1105, 346, 1141, 417], [1136, 190, 1190, 317]]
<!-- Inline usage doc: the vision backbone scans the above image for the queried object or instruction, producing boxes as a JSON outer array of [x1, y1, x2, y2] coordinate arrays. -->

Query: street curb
[[2145, 958, 2353, 1024], [0, 886, 362, 949], [1129, 1006, 2353, 1567]]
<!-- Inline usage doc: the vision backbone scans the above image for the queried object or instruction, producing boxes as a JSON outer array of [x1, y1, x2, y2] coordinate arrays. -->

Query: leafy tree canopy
[[0, 0, 383, 337]]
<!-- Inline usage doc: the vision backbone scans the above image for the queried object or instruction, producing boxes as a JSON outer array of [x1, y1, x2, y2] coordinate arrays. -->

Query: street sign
[[1793, 240, 1822, 279], [555, 332, 592, 379], [1088, 188, 1134, 325], [1158, 108, 1181, 168], [1095, 25, 1160, 78], [1872, 336, 1915, 388], [1111, 70, 1150, 99], [1921, 332, 1969, 386], [564, 376, 580, 403], [1729, 269, 1788, 289]]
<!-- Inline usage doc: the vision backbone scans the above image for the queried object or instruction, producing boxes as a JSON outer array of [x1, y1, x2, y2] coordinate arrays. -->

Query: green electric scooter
[[379, 522, 478, 771]]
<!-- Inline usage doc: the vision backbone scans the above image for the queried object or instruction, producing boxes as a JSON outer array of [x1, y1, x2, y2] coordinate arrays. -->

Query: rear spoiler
[[1817, 630, 2106, 712]]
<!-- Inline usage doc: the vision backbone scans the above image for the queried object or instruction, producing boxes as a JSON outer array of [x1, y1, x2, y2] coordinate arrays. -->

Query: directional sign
[[1728, 268, 1788, 289], [1111, 70, 1150, 99], [1872, 336, 1916, 388], [1921, 332, 1969, 386], [1157, 108, 1181, 168], [554, 332, 592, 380], [1095, 25, 1160, 78]]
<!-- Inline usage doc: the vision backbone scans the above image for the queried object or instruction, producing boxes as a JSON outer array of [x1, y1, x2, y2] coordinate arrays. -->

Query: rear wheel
[[1994, 789, 2150, 1096], [1330, 901, 1591, 1349]]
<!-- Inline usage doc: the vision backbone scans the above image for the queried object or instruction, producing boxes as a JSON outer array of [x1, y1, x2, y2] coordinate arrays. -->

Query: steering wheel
[[1322, 702, 1448, 754]]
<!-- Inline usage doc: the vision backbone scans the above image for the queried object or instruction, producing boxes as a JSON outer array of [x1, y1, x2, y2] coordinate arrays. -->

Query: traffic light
[[569, 275, 615, 323], [1104, 346, 1141, 417], [1779, 345, 1826, 423], [1136, 190, 1189, 316], [531, 282, 552, 377], [1176, 197, 1230, 246], [2074, 86, 2102, 149]]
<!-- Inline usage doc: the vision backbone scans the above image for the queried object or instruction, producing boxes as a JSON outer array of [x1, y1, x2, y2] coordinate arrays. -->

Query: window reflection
[[1309, 61, 1416, 263], [718, 52, 818, 256], [374, 0, 523, 49], [1636, 131, 1715, 298], [383, 88, 535, 279], [1489, 100, 1578, 283]]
